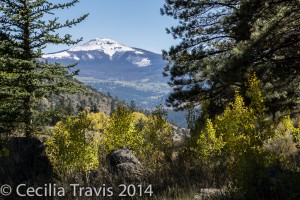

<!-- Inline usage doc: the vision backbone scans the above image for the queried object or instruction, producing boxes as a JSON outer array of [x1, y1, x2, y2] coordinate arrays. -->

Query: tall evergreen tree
[[0, 0, 88, 136], [0, 32, 23, 133], [161, 0, 300, 117], [129, 100, 138, 112]]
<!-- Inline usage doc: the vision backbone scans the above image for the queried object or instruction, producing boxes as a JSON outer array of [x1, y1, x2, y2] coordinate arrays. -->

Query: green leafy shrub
[[263, 116, 300, 171], [0, 147, 9, 158], [102, 104, 147, 158], [142, 108, 173, 170], [101, 104, 173, 166], [46, 104, 175, 184], [197, 119, 225, 161], [196, 75, 273, 195], [260, 116, 300, 200], [46, 111, 101, 181]]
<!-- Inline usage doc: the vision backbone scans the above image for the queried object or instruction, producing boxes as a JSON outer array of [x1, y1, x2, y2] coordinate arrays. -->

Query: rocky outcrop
[[171, 125, 190, 147], [107, 149, 143, 179]]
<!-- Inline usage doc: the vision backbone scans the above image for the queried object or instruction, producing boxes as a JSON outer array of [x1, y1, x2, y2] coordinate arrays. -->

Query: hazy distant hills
[[43, 38, 171, 108], [43, 38, 188, 127]]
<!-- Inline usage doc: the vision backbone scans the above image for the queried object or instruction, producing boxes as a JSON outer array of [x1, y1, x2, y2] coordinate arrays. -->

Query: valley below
[[43, 38, 187, 127]]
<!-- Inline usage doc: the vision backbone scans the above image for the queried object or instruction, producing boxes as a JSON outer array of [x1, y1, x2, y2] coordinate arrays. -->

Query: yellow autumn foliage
[[196, 75, 270, 191], [46, 104, 174, 177], [46, 111, 102, 180], [99, 104, 149, 162], [132, 112, 148, 123], [86, 112, 109, 132], [263, 116, 300, 170], [196, 74, 300, 194]]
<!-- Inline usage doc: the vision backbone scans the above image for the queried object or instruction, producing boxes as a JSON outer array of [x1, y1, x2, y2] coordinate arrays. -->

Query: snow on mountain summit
[[43, 38, 153, 67], [69, 38, 143, 58], [43, 38, 144, 60], [42, 38, 170, 109]]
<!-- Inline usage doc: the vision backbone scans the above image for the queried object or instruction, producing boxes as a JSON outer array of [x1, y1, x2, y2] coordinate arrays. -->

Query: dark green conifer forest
[[162, 0, 300, 118], [0, 0, 88, 136]]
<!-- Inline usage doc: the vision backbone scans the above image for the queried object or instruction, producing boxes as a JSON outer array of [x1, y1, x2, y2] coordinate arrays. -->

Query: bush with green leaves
[[263, 116, 300, 171], [194, 74, 300, 198], [0, 147, 9, 158], [101, 104, 147, 158], [46, 104, 175, 181], [195, 75, 275, 195], [100, 104, 173, 172], [142, 109, 173, 169], [46, 111, 101, 181]]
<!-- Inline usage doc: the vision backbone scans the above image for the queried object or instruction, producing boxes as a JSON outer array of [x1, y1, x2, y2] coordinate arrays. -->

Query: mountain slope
[[43, 38, 170, 108]]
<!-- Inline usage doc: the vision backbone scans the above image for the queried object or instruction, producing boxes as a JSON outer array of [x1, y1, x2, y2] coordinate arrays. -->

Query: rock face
[[0, 137, 55, 187], [107, 149, 143, 179], [171, 125, 190, 146]]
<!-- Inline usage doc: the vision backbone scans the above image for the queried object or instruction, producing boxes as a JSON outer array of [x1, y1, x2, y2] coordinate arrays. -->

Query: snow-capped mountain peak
[[43, 38, 145, 61], [69, 38, 143, 58], [42, 38, 170, 109]]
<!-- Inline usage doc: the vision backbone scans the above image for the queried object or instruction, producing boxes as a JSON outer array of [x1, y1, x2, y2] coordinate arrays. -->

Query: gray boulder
[[107, 148, 143, 178]]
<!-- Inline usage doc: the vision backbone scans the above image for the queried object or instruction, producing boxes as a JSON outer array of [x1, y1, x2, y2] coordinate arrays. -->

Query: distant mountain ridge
[[43, 38, 171, 108], [44, 38, 147, 64]]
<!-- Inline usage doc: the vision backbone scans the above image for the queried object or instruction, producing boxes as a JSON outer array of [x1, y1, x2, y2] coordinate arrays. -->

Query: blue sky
[[45, 0, 178, 54]]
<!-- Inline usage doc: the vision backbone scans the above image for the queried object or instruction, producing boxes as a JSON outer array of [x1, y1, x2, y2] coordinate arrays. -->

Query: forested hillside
[[34, 82, 113, 126]]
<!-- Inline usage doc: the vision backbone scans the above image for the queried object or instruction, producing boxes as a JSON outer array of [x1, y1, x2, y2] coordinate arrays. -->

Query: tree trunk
[[24, 96, 33, 137]]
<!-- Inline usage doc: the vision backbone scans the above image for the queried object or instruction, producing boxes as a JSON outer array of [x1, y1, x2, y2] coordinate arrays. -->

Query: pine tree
[[0, 28, 23, 133], [230, 0, 300, 117], [90, 103, 99, 113], [0, 0, 88, 136], [161, 0, 300, 117], [129, 100, 137, 112]]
